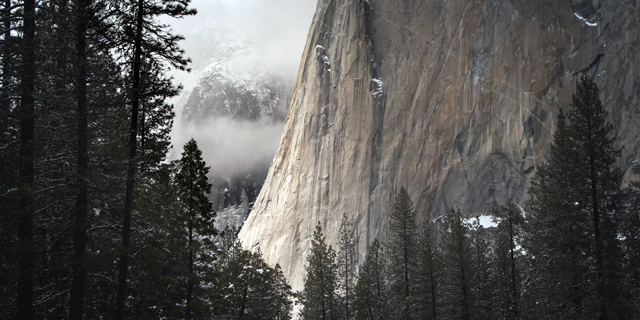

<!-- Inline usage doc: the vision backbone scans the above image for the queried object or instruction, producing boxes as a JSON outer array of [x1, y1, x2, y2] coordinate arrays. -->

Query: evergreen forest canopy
[[299, 76, 640, 320], [0, 1, 291, 319], [0, 0, 638, 319]]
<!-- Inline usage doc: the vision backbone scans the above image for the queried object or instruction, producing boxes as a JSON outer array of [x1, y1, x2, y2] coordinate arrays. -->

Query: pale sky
[[163, 0, 318, 76]]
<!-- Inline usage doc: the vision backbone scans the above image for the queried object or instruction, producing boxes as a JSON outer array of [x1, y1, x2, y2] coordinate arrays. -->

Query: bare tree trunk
[[186, 216, 193, 320], [69, 0, 90, 318], [1, 0, 10, 116], [116, 0, 144, 317], [17, 0, 35, 318]]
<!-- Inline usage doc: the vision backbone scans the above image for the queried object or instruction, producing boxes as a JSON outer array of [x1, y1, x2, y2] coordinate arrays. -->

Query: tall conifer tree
[[387, 187, 417, 318], [113, 1, 195, 316], [525, 75, 624, 319], [337, 213, 355, 320], [411, 222, 439, 320], [489, 199, 524, 320], [176, 138, 215, 320], [353, 239, 390, 320], [301, 223, 339, 320], [438, 208, 472, 320]]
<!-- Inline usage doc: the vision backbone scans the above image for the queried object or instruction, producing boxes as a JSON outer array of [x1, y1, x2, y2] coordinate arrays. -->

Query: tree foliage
[[524, 75, 626, 320], [353, 239, 390, 320], [337, 213, 356, 320], [214, 240, 293, 320], [387, 187, 417, 317], [300, 223, 340, 320], [438, 208, 473, 320], [410, 222, 438, 320], [489, 199, 524, 320]]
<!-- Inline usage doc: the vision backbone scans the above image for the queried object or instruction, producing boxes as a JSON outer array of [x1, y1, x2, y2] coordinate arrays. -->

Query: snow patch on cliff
[[573, 11, 598, 26], [370, 78, 384, 99]]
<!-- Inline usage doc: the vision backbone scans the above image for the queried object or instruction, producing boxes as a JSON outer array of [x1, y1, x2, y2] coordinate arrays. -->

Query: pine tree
[[468, 218, 492, 320], [525, 76, 625, 319], [0, 1, 20, 316], [438, 208, 472, 320], [300, 223, 339, 320], [489, 199, 524, 320], [352, 239, 390, 320], [411, 222, 438, 320], [387, 187, 417, 318], [214, 241, 292, 320], [176, 138, 215, 320], [337, 213, 355, 320], [523, 109, 582, 318], [113, 1, 196, 316], [622, 164, 640, 317]]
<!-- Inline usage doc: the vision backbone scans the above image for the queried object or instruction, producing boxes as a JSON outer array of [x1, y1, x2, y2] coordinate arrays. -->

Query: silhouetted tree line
[[0, 1, 292, 319], [300, 76, 640, 320]]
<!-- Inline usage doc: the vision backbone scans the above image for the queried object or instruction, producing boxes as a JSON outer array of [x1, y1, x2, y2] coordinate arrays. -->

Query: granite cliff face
[[238, 0, 640, 290]]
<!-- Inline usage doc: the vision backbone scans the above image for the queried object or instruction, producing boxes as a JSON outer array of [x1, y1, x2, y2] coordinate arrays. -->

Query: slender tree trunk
[[429, 247, 438, 320], [589, 135, 607, 320], [17, 0, 35, 319], [459, 240, 470, 320], [345, 248, 350, 320], [186, 217, 193, 320], [2, 0, 10, 116], [509, 211, 519, 319], [116, 0, 144, 317], [238, 272, 251, 320], [404, 235, 410, 299], [321, 261, 326, 320], [70, 0, 90, 318]]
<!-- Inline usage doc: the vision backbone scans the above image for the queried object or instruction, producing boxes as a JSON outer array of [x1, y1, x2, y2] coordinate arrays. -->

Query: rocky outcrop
[[238, 0, 640, 290]]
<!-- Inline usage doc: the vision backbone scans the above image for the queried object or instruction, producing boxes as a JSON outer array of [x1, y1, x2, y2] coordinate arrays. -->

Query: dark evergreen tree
[[438, 208, 472, 320], [489, 199, 524, 320], [113, 1, 195, 316], [523, 109, 582, 319], [525, 76, 625, 319], [621, 163, 640, 317], [468, 217, 492, 320], [352, 239, 389, 320], [0, 1, 20, 316], [175, 138, 216, 320], [214, 241, 293, 320], [337, 213, 355, 320], [387, 187, 417, 318], [411, 222, 438, 320], [300, 223, 339, 320]]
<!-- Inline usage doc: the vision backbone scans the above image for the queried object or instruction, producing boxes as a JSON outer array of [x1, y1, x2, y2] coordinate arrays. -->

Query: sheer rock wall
[[238, 0, 640, 290]]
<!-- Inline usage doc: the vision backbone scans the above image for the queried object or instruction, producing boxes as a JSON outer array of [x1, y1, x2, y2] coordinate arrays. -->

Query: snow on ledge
[[370, 78, 384, 98], [574, 12, 598, 27]]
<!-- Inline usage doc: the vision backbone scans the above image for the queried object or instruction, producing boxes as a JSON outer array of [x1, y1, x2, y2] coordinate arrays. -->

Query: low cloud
[[171, 117, 285, 176], [165, 0, 316, 177]]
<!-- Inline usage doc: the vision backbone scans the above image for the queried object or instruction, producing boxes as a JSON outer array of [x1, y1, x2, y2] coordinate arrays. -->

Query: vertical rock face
[[238, 0, 640, 290]]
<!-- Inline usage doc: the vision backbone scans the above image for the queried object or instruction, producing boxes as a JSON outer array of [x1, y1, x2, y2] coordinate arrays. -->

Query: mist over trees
[[299, 77, 640, 320], [0, 1, 292, 319]]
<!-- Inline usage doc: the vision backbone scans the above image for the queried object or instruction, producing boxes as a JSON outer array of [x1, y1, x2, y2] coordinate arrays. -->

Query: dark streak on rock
[[572, 53, 604, 78]]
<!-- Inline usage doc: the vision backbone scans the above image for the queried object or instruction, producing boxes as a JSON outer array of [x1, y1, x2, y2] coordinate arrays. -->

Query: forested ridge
[[1, 0, 639, 319], [300, 77, 640, 320], [0, 1, 291, 319]]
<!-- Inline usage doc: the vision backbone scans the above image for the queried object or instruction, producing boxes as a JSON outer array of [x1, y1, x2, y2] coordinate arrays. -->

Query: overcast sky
[[164, 0, 318, 75]]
